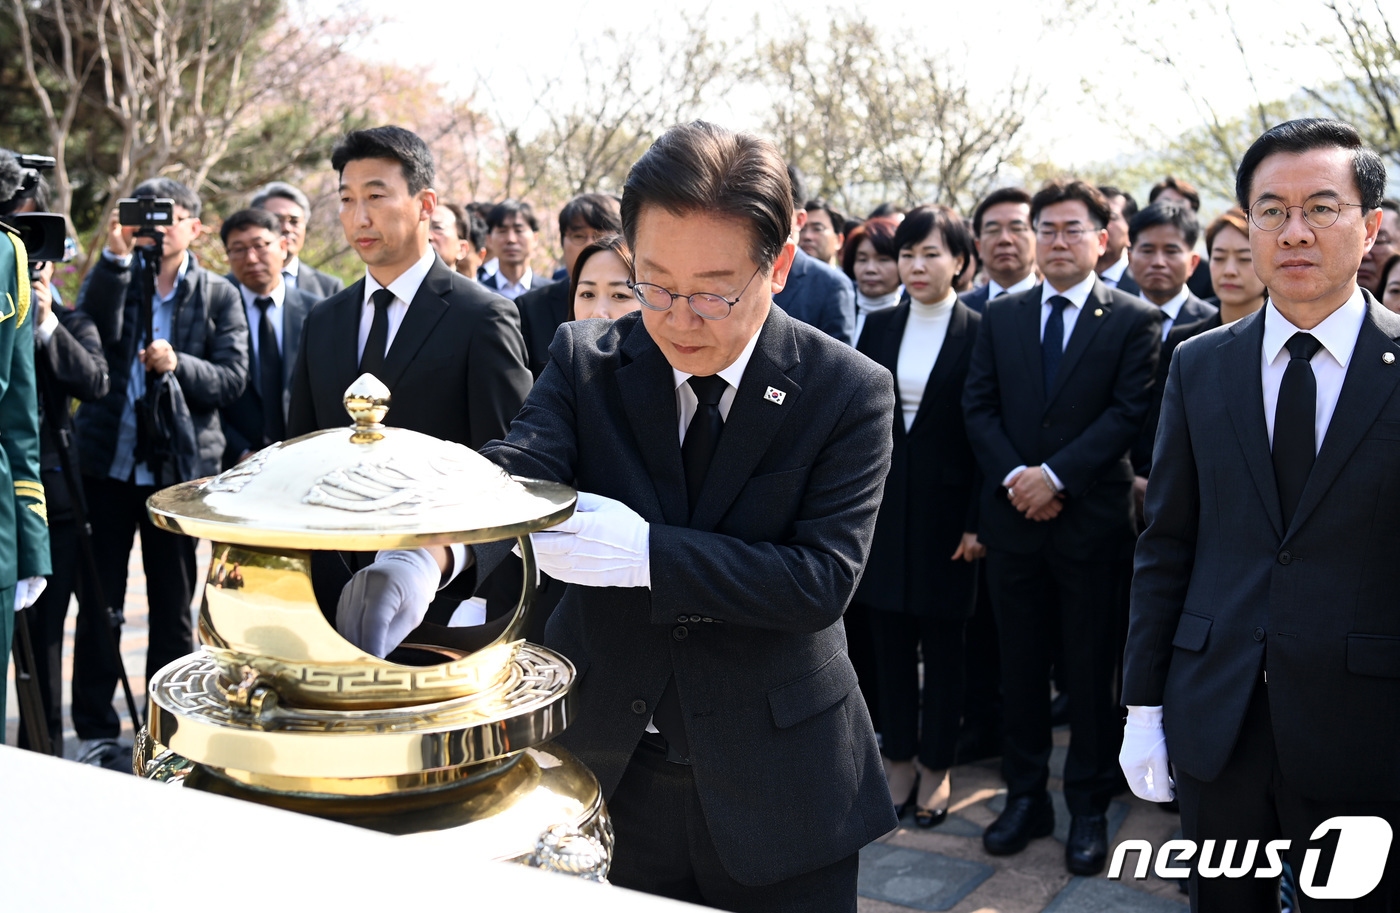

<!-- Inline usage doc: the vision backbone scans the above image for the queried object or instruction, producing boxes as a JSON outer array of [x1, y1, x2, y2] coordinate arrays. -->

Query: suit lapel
[[1287, 298, 1400, 538], [616, 320, 689, 527], [1047, 280, 1111, 405], [380, 260, 451, 388], [333, 278, 365, 389], [910, 302, 970, 435], [691, 307, 802, 532], [1221, 310, 1283, 539], [1015, 286, 1047, 406]]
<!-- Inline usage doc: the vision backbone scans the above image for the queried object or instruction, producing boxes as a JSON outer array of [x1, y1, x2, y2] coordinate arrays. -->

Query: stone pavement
[[5, 538, 1186, 911]]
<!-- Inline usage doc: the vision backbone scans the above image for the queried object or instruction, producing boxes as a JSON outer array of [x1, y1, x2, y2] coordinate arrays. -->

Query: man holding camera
[[73, 178, 247, 767]]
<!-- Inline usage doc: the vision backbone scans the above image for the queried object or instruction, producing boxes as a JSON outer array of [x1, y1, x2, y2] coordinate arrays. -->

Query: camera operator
[[73, 177, 246, 768], [4, 171, 109, 756], [0, 150, 53, 721]]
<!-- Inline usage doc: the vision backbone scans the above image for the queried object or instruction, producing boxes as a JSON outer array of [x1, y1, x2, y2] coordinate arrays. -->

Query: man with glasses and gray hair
[[1123, 118, 1400, 911], [250, 181, 344, 300], [336, 121, 897, 911]]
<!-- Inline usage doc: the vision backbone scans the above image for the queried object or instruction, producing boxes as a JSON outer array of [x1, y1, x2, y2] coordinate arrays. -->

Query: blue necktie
[[1043, 295, 1070, 390]]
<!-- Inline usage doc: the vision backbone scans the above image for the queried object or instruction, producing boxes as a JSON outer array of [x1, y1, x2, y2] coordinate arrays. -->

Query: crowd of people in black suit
[[11, 114, 1400, 912]]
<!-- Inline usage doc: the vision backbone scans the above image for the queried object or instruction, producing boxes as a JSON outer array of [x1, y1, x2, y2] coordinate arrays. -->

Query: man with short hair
[[481, 199, 545, 300], [74, 177, 248, 766], [218, 208, 315, 469], [962, 187, 1038, 313], [963, 180, 1161, 876], [1123, 117, 1400, 911], [513, 193, 621, 378], [1148, 175, 1215, 299], [1096, 186, 1140, 296], [773, 168, 855, 345], [336, 121, 897, 911], [1357, 197, 1399, 296], [250, 181, 344, 300], [799, 198, 845, 265]]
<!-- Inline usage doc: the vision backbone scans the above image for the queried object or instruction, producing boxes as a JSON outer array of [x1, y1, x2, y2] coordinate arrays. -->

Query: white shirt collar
[[1150, 286, 1191, 322], [498, 265, 535, 292], [480, 257, 499, 278], [671, 317, 765, 394], [238, 277, 285, 309], [989, 272, 1036, 298], [1099, 252, 1129, 282], [363, 247, 436, 308], [1041, 272, 1098, 309], [283, 256, 301, 277], [1262, 288, 1367, 369]]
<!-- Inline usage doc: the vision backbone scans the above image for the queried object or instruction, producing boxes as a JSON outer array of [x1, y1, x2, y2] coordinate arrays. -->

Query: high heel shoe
[[914, 765, 950, 828], [914, 806, 948, 828], [895, 771, 921, 819]]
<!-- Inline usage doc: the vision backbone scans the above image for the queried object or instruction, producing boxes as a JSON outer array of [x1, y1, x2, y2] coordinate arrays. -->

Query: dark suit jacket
[[854, 300, 981, 619], [290, 260, 343, 301], [773, 248, 855, 345], [219, 279, 315, 467], [1112, 268, 1141, 297], [287, 256, 532, 448], [1123, 294, 1400, 800], [962, 279, 1162, 560], [1132, 293, 1219, 475], [959, 284, 991, 314], [472, 305, 897, 885], [511, 279, 571, 379]]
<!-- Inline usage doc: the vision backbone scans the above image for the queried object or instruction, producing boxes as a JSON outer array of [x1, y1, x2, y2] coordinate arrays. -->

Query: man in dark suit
[[337, 121, 896, 911], [250, 181, 344, 300], [217, 208, 315, 468], [1097, 186, 1140, 296], [773, 167, 855, 344], [962, 180, 1161, 875], [512, 192, 621, 378], [1123, 119, 1400, 911], [1148, 175, 1215, 300], [961, 187, 1038, 313], [479, 199, 550, 301]]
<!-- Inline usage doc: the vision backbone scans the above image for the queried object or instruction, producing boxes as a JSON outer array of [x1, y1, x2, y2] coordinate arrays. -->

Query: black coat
[[36, 307, 109, 518], [511, 278, 571, 380], [290, 260, 344, 300], [854, 300, 980, 619], [1132, 293, 1219, 476]]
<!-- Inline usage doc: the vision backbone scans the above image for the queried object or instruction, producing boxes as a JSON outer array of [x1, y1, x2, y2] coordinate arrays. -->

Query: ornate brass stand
[[136, 375, 611, 879]]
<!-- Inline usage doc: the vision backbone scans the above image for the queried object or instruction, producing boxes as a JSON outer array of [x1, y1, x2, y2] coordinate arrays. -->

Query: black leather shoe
[[982, 794, 1054, 855], [915, 806, 948, 828], [1065, 814, 1109, 875], [893, 771, 921, 819]]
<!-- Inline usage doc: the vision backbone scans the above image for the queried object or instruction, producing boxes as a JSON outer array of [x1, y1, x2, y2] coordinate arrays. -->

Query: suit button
[[631, 700, 647, 715], [1278, 550, 1292, 565], [676, 615, 687, 622], [1253, 627, 1265, 642], [702, 617, 713, 623], [672, 625, 688, 641], [689, 615, 701, 623]]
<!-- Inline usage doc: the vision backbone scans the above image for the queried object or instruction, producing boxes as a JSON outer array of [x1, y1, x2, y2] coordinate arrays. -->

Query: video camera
[[0, 151, 68, 265]]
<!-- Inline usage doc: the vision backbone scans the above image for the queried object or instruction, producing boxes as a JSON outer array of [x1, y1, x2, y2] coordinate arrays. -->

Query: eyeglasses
[[1248, 197, 1364, 232], [1035, 225, 1090, 243], [982, 222, 1032, 238], [628, 267, 761, 321], [226, 239, 274, 259]]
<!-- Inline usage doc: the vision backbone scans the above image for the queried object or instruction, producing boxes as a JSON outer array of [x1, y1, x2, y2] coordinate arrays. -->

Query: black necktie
[[1273, 332, 1323, 529], [253, 297, 284, 445], [1043, 295, 1070, 390], [681, 374, 728, 517], [360, 288, 394, 379], [990, 288, 1004, 300]]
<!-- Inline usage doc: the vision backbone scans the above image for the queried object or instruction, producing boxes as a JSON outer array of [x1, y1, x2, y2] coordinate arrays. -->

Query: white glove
[[530, 492, 650, 588], [13, 576, 47, 612], [336, 548, 441, 658], [1120, 704, 1175, 802]]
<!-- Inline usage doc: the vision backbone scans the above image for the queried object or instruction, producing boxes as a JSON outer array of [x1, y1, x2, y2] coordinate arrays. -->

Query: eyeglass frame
[[225, 238, 278, 260], [627, 267, 762, 321], [1034, 224, 1094, 244], [1248, 196, 1366, 232]]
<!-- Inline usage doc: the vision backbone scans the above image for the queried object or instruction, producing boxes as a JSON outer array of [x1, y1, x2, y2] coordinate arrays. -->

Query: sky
[[346, 0, 1349, 172]]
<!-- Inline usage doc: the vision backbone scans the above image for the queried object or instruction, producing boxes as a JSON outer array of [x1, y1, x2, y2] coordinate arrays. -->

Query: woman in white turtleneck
[[852, 205, 985, 831], [841, 215, 904, 346]]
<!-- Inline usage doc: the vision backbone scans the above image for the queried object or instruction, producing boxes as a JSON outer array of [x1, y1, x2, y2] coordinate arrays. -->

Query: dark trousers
[[1178, 683, 1400, 913], [868, 611, 965, 770], [608, 740, 859, 912], [72, 475, 196, 740], [985, 547, 1122, 816], [961, 562, 1002, 742], [16, 516, 77, 755]]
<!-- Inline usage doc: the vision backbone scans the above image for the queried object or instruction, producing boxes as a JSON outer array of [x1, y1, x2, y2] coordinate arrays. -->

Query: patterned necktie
[[253, 297, 284, 444], [1273, 332, 1323, 529], [1042, 295, 1070, 390], [359, 288, 394, 379], [682, 374, 729, 516]]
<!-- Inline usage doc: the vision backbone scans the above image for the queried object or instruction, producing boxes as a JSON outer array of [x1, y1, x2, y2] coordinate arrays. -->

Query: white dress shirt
[[988, 272, 1037, 300], [670, 325, 764, 442], [896, 292, 956, 431], [282, 256, 302, 289], [357, 248, 436, 362], [1147, 287, 1191, 340], [1099, 252, 1130, 288], [1261, 290, 1365, 452], [494, 266, 536, 301], [239, 279, 286, 364]]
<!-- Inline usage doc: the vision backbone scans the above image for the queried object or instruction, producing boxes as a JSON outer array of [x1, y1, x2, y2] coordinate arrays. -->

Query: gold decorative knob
[[344, 373, 391, 429]]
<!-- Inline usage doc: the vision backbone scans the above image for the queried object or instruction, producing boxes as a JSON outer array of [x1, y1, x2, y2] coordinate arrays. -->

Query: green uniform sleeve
[[1, 231, 51, 581]]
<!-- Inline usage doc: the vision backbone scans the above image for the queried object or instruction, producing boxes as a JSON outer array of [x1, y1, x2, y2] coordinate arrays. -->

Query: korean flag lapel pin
[[764, 386, 786, 406]]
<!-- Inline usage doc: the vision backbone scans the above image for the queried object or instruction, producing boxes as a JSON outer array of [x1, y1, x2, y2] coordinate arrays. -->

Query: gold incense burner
[[135, 375, 611, 879]]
